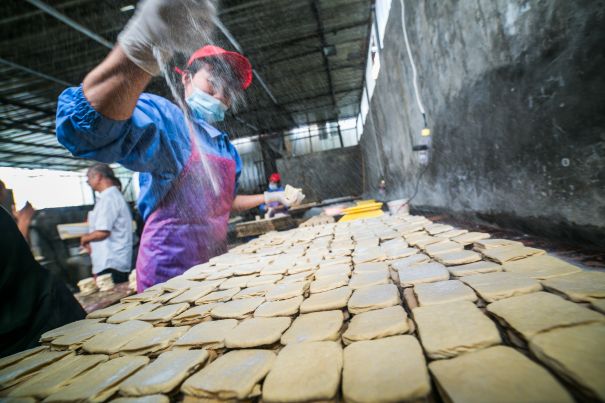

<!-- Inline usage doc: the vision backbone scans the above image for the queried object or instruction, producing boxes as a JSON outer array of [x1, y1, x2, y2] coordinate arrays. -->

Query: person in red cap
[[55, 0, 303, 291]]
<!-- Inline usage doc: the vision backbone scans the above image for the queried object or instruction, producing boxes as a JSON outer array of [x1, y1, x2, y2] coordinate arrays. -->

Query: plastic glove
[[264, 185, 305, 207], [118, 0, 217, 76], [264, 191, 288, 206]]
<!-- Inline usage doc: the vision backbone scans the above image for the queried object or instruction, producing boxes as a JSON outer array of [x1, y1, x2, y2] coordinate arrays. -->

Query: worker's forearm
[[232, 194, 265, 212], [82, 45, 152, 120], [83, 230, 110, 243]]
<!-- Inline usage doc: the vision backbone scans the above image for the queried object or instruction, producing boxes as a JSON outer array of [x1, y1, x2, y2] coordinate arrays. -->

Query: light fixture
[[120, 4, 135, 12]]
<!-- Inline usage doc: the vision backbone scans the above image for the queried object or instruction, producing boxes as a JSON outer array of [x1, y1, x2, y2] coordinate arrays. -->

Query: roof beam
[[248, 114, 359, 140], [240, 86, 362, 115], [0, 136, 63, 150], [219, 0, 301, 16], [0, 97, 55, 116], [311, 0, 338, 119], [263, 37, 366, 65], [0, 118, 56, 136], [0, 0, 91, 25], [0, 57, 74, 87], [0, 147, 81, 163], [214, 17, 297, 127], [250, 18, 369, 53], [0, 159, 88, 170], [238, 99, 360, 121], [24, 0, 113, 49], [356, 2, 374, 120]]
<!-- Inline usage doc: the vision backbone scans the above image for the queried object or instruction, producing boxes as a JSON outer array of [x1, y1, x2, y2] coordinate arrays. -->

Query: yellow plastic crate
[[339, 209, 384, 222], [339, 200, 384, 222]]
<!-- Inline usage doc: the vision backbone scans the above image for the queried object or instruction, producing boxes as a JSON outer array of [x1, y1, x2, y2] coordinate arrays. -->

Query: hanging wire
[[400, 0, 428, 127]]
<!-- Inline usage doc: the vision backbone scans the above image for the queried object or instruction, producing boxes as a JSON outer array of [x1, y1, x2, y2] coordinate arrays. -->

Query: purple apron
[[136, 144, 235, 291]]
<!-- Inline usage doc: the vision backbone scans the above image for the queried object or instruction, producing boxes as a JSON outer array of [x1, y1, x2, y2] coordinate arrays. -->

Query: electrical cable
[[400, 0, 427, 125], [406, 162, 429, 205], [399, 0, 430, 209]]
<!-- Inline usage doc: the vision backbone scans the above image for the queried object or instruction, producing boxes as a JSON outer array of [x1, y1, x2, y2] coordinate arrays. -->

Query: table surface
[[74, 282, 134, 313]]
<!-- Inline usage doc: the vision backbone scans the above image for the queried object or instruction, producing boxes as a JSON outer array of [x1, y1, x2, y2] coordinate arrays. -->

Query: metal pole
[[371, 1, 383, 52], [307, 125, 313, 154], [311, 0, 340, 124], [304, 112, 313, 154], [25, 0, 113, 49], [0, 57, 74, 87], [364, 80, 386, 180], [336, 121, 344, 148]]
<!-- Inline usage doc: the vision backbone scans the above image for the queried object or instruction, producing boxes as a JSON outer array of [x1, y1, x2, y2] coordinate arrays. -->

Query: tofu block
[[413, 301, 501, 359], [173, 319, 238, 349], [265, 281, 308, 301], [397, 262, 450, 287], [429, 346, 573, 403], [210, 297, 265, 319], [7, 354, 106, 398], [263, 341, 342, 403], [348, 284, 401, 314], [461, 272, 542, 302], [44, 356, 149, 402], [434, 250, 482, 266], [414, 280, 477, 306], [447, 260, 502, 277], [529, 323, 605, 401], [541, 271, 605, 302], [481, 245, 545, 264], [343, 336, 431, 403], [281, 310, 343, 344], [486, 291, 605, 340], [502, 255, 582, 280], [451, 231, 490, 246], [255, 296, 303, 317], [181, 350, 275, 400], [348, 270, 391, 290], [120, 350, 208, 396], [82, 320, 152, 354], [309, 274, 349, 293], [342, 305, 409, 344], [300, 286, 352, 313], [225, 317, 292, 348], [119, 326, 190, 355]]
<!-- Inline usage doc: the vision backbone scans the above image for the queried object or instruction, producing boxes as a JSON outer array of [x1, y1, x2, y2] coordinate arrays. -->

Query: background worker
[[82, 163, 133, 283], [0, 179, 35, 240], [56, 0, 303, 291]]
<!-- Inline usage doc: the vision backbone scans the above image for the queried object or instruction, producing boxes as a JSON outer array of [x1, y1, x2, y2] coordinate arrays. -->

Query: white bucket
[[387, 199, 409, 215]]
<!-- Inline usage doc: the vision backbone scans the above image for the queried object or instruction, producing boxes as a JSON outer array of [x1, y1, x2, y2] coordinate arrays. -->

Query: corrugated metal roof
[[0, 0, 371, 170]]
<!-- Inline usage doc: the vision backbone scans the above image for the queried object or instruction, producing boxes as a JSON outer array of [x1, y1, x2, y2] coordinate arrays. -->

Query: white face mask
[[186, 86, 228, 123], [268, 183, 278, 190]]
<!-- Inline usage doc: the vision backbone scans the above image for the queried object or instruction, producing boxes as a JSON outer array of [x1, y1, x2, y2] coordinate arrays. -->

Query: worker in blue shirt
[[56, 0, 303, 291]]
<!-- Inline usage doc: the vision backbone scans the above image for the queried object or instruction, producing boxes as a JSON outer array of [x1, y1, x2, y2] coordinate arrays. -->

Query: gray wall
[[361, 0, 605, 246], [277, 146, 362, 202]]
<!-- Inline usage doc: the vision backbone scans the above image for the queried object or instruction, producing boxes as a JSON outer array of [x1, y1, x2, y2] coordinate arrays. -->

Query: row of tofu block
[[1, 212, 603, 402]]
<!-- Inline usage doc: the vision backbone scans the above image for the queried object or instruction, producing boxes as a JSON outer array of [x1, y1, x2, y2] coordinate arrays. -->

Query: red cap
[[176, 45, 253, 90], [269, 173, 281, 183]]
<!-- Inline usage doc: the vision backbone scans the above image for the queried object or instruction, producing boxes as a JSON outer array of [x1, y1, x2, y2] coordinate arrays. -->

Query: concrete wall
[[277, 146, 362, 202], [361, 0, 605, 246]]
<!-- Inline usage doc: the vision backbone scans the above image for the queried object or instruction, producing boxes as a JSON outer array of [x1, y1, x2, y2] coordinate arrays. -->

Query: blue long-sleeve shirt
[[56, 85, 241, 220]]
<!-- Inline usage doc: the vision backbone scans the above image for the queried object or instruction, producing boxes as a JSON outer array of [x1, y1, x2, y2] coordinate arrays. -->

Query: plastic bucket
[[387, 199, 409, 215]]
